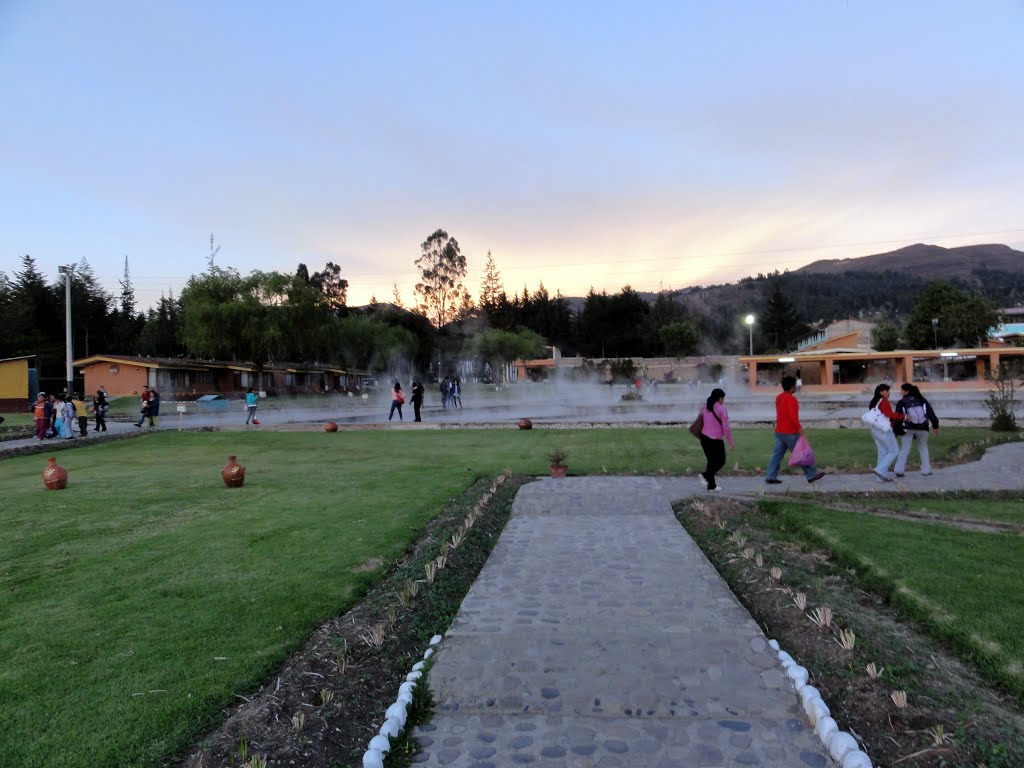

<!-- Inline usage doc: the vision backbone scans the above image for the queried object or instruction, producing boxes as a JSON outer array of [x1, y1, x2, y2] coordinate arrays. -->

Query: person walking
[[452, 377, 462, 408], [47, 394, 57, 437], [893, 383, 940, 477], [765, 375, 826, 485], [867, 383, 905, 481], [54, 394, 66, 438], [33, 392, 48, 444], [389, 381, 405, 421], [61, 395, 76, 439], [697, 388, 733, 492], [440, 377, 450, 409], [245, 387, 259, 425], [72, 393, 88, 436], [134, 393, 150, 427], [148, 390, 161, 428], [94, 389, 109, 432], [411, 380, 425, 422]]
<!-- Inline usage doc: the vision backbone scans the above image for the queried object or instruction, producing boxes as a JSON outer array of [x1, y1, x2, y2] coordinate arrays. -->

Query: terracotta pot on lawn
[[324, 421, 338, 432], [518, 418, 533, 430], [42, 457, 68, 490], [221, 455, 246, 488], [550, 464, 568, 479]]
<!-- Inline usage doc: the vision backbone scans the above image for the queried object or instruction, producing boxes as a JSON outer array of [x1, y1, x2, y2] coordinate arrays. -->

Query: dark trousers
[[95, 414, 107, 431], [699, 435, 727, 490], [413, 401, 422, 422], [78, 416, 88, 436]]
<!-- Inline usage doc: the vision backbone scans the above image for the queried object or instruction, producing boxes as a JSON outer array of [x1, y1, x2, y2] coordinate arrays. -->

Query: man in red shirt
[[765, 376, 826, 484]]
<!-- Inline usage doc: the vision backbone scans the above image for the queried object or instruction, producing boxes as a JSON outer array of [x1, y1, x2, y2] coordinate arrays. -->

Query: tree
[[469, 328, 546, 385], [659, 320, 700, 357], [310, 262, 348, 314], [479, 250, 503, 315], [904, 281, 999, 349], [760, 282, 809, 353], [138, 292, 184, 356], [871, 319, 901, 351], [414, 229, 467, 330], [180, 268, 292, 383]]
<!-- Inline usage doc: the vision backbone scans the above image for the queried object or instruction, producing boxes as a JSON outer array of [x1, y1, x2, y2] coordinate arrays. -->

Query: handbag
[[788, 435, 816, 467], [861, 406, 891, 432], [687, 409, 704, 438]]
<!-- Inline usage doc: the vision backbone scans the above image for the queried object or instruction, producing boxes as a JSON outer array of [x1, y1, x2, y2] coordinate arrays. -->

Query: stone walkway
[[412, 476, 834, 767]]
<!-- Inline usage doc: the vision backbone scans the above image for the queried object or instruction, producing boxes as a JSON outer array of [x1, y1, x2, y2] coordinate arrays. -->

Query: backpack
[[904, 399, 928, 426]]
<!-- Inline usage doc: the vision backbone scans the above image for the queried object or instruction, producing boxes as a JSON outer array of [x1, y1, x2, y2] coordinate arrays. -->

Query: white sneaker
[[707, 485, 721, 493]]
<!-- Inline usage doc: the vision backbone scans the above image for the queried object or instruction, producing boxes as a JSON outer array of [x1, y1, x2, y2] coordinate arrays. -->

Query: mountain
[[795, 243, 1024, 283]]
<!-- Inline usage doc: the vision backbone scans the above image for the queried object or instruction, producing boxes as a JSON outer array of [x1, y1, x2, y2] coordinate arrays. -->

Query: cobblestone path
[[411, 476, 833, 767]]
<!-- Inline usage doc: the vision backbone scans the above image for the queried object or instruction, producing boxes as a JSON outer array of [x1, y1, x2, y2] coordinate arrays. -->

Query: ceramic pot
[[518, 418, 533, 430], [550, 464, 568, 479], [325, 421, 338, 432], [221, 455, 246, 488], [42, 457, 68, 490]]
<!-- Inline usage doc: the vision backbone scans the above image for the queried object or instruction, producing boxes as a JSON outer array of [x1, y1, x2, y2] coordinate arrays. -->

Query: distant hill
[[796, 243, 1024, 283]]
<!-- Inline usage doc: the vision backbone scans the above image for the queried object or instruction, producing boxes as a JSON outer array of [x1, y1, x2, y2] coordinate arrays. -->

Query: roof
[[73, 354, 210, 370], [0, 355, 37, 363]]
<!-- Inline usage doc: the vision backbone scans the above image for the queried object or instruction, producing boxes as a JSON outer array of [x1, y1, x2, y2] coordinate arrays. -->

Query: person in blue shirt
[[245, 388, 259, 424]]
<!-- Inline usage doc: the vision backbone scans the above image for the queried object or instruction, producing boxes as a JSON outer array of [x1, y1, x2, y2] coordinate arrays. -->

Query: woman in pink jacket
[[698, 388, 734, 492]]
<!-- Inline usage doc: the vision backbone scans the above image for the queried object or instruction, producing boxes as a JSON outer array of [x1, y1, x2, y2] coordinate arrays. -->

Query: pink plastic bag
[[788, 435, 816, 467]]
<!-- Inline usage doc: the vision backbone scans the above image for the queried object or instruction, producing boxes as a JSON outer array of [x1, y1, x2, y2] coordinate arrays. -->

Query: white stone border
[[361, 633, 443, 768], [769, 638, 873, 768]]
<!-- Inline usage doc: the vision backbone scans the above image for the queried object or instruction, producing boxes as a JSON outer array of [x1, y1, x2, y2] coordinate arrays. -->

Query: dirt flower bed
[[178, 473, 527, 768], [674, 496, 1024, 768]]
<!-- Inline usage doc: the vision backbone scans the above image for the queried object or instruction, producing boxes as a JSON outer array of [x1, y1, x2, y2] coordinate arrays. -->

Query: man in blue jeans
[[765, 376, 826, 484]]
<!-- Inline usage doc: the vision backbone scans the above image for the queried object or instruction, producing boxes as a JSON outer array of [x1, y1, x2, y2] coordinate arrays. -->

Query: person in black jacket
[[94, 389, 109, 432], [411, 381, 425, 422], [893, 383, 940, 476]]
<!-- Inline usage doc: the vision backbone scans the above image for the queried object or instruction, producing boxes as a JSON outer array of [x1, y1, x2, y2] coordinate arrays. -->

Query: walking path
[[410, 444, 1024, 767], [412, 477, 834, 767]]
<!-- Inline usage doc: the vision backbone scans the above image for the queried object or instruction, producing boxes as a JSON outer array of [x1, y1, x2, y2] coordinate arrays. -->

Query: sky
[[1, 1, 1022, 312]]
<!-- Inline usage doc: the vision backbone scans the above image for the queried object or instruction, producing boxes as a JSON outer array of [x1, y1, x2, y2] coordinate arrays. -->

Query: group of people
[[32, 390, 108, 443], [389, 381, 426, 422], [388, 378, 455, 422], [694, 375, 939, 491], [439, 376, 462, 409], [133, 386, 161, 429]]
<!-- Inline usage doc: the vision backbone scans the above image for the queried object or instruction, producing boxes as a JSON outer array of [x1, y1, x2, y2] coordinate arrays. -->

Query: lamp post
[[744, 314, 755, 356], [931, 318, 939, 349], [58, 264, 76, 397]]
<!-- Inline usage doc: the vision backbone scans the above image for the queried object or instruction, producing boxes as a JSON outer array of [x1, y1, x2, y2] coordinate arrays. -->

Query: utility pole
[[58, 264, 77, 396]]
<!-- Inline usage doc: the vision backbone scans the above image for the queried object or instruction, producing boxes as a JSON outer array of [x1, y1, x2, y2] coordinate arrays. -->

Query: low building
[[0, 355, 36, 410], [73, 354, 368, 398], [739, 346, 1024, 392]]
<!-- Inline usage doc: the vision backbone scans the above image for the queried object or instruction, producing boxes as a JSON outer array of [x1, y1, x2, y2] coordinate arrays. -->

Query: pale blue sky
[[2, 1, 1022, 309]]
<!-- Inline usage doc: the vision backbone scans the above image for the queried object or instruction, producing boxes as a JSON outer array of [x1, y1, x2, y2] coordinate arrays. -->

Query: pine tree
[[479, 250, 503, 314]]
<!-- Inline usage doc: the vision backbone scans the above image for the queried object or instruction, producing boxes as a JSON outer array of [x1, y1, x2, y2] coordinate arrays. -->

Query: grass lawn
[[0, 426, 1015, 767], [765, 500, 1024, 700], [866, 495, 1024, 525]]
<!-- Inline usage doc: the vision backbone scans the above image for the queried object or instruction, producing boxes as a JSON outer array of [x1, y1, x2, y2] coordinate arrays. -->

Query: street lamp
[[744, 314, 755, 356], [931, 318, 939, 349], [58, 264, 76, 397]]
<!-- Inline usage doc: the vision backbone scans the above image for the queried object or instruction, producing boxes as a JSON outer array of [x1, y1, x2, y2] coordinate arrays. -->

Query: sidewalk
[[656, 441, 1024, 498], [412, 476, 833, 767]]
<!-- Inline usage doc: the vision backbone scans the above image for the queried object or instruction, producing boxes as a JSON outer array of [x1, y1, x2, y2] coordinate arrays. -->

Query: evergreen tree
[[760, 281, 809, 353], [479, 251, 503, 315]]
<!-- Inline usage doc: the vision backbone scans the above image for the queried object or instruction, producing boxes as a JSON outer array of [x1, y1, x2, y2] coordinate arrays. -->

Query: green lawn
[[0, 426, 1016, 767], [867, 496, 1024, 525], [766, 501, 1024, 700]]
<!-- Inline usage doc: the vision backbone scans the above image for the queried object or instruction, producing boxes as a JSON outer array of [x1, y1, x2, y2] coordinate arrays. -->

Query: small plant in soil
[[835, 627, 856, 651], [865, 662, 884, 679], [891, 690, 908, 708], [808, 605, 833, 628], [546, 448, 567, 467]]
